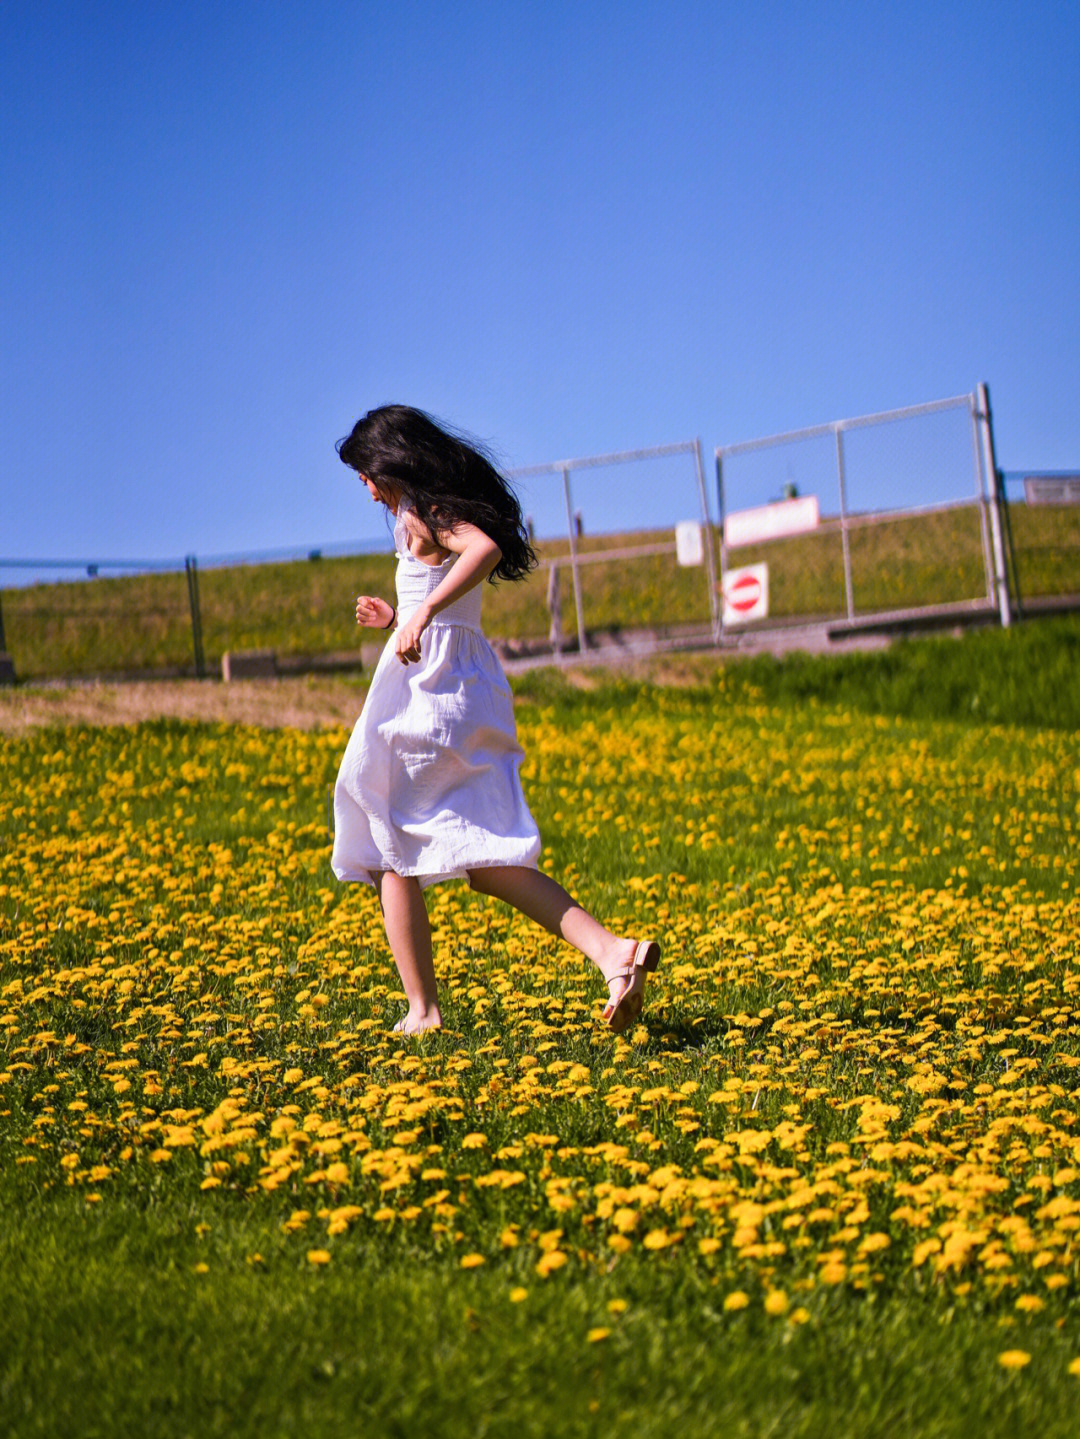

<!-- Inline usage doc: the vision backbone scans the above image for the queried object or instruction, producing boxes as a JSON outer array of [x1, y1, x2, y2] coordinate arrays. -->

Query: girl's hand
[[355, 595, 394, 629], [395, 604, 431, 665]]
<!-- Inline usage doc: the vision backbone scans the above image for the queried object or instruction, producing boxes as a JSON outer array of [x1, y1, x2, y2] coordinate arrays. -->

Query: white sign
[[675, 520, 705, 567], [726, 495, 819, 548], [1024, 475, 1080, 505], [722, 562, 769, 625]]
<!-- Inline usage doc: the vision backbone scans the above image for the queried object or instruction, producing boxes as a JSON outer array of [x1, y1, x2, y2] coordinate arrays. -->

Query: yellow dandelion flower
[[462, 1133, 487, 1149], [536, 1250, 568, 1278], [698, 1238, 721, 1256], [587, 1328, 611, 1343], [509, 1288, 528, 1304], [1015, 1295, 1045, 1313], [997, 1351, 1031, 1370], [764, 1290, 789, 1316], [790, 1307, 811, 1325], [858, 1233, 891, 1255], [723, 1291, 749, 1312], [460, 1254, 485, 1269], [608, 1235, 633, 1254], [608, 1299, 629, 1315], [1067, 1358, 1080, 1377], [307, 1249, 332, 1265]]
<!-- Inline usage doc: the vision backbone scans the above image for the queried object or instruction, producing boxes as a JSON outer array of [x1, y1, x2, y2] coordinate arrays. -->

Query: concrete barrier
[[222, 649, 277, 681]]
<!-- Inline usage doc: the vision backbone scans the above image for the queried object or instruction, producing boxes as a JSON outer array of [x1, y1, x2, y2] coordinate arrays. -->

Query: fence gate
[[714, 386, 1012, 640]]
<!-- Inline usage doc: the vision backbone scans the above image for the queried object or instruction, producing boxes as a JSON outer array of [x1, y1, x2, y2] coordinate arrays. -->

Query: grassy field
[[1, 623, 1079, 1435], [2, 502, 1077, 679]]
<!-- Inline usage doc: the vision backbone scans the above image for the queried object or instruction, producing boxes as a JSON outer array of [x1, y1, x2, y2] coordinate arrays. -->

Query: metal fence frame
[[510, 439, 719, 652], [0, 553, 207, 679], [714, 384, 1012, 639], [2, 388, 1036, 683]]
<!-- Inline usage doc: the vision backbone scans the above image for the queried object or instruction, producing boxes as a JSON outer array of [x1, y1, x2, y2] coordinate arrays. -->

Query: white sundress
[[331, 509, 542, 888]]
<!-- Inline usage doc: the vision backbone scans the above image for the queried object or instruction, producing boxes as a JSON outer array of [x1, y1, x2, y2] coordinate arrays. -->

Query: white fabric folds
[[331, 511, 541, 888]]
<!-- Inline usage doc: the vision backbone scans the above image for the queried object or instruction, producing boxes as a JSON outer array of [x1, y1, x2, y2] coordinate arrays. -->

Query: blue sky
[[2, 0, 1077, 566]]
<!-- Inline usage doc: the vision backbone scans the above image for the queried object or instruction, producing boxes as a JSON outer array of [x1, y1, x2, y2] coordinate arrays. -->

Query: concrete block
[[222, 649, 277, 681]]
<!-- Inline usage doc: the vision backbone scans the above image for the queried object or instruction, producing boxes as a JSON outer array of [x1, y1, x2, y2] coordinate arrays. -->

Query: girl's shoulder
[[396, 503, 453, 563]]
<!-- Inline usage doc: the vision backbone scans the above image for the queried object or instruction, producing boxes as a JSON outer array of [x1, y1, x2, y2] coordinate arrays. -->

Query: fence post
[[998, 476, 1023, 621], [693, 438, 721, 643], [715, 451, 727, 639], [970, 392, 996, 605], [976, 382, 1012, 628], [835, 426, 856, 621], [185, 555, 206, 677], [0, 587, 13, 684], [561, 467, 587, 655], [546, 562, 563, 653]]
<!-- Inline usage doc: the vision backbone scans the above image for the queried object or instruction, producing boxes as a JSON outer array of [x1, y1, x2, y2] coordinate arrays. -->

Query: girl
[[331, 405, 660, 1035]]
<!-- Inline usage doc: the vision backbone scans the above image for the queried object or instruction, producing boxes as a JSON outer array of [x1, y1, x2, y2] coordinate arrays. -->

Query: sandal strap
[[605, 966, 635, 985]]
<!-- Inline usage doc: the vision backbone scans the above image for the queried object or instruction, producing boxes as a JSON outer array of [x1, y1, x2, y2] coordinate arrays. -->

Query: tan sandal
[[603, 940, 661, 1034]]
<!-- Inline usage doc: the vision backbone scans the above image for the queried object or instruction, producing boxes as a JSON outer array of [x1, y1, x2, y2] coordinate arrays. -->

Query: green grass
[[3, 1183, 1077, 1439], [716, 613, 1080, 729], [3, 503, 1077, 679]]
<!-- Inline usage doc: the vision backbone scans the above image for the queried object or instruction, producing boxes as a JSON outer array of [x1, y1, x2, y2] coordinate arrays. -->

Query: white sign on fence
[[722, 562, 769, 625], [675, 520, 705, 567], [726, 495, 819, 548], [1024, 475, 1080, 505]]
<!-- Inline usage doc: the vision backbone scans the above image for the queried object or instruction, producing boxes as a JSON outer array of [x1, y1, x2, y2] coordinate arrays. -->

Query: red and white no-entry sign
[[721, 562, 769, 625]]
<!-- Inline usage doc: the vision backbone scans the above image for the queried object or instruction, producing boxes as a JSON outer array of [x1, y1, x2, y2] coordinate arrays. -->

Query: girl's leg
[[373, 871, 442, 1032], [467, 865, 641, 982]]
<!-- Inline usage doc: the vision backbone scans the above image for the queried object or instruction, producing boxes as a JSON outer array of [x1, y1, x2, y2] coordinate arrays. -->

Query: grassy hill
[[2, 501, 1076, 680]]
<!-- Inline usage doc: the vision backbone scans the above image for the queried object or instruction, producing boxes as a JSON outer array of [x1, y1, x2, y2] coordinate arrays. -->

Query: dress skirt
[[331, 528, 541, 888]]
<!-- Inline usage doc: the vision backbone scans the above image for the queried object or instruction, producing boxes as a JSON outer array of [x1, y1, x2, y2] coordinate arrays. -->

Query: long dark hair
[[336, 405, 537, 583]]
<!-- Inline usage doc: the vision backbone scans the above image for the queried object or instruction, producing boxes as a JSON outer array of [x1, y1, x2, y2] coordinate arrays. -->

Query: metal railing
[[714, 384, 1014, 637], [511, 439, 719, 651]]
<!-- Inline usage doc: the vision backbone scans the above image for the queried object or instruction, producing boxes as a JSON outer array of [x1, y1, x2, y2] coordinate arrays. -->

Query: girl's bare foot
[[392, 1006, 443, 1035]]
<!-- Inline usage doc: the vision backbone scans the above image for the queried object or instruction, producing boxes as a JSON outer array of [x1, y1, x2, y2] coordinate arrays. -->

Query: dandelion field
[[2, 632, 1079, 1436]]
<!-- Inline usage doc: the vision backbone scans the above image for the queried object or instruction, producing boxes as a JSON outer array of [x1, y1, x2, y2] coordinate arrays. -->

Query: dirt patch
[[0, 675, 370, 733], [0, 656, 735, 732], [0, 631, 893, 732]]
